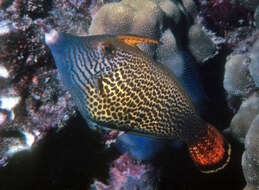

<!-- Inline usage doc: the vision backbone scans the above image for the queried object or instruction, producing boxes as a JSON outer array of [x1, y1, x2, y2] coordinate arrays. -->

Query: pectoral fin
[[92, 75, 104, 96]]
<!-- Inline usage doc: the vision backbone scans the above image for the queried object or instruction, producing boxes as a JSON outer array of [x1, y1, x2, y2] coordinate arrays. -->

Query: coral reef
[[89, 0, 218, 62], [91, 154, 157, 190], [229, 93, 259, 144], [223, 30, 259, 113], [222, 6, 259, 190], [158, 0, 181, 22], [89, 0, 163, 38], [242, 114, 259, 190], [187, 24, 218, 63], [224, 43, 259, 187], [238, 0, 259, 11], [0, 0, 163, 189], [254, 6, 259, 29], [0, 0, 91, 166], [224, 54, 255, 97], [0, 0, 258, 189], [197, 0, 251, 32], [89, 0, 164, 57], [248, 39, 259, 87]]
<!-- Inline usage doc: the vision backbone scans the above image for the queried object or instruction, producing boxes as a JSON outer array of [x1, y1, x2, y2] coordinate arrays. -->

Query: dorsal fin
[[116, 35, 159, 48]]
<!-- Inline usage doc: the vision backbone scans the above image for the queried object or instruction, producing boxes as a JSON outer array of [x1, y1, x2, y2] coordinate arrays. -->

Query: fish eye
[[100, 43, 116, 56]]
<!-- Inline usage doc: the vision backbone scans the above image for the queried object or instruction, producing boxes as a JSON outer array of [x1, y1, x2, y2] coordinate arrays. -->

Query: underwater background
[[0, 0, 259, 189]]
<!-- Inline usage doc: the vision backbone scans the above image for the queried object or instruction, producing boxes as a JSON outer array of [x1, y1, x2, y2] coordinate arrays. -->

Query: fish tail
[[187, 123, 231, 173]]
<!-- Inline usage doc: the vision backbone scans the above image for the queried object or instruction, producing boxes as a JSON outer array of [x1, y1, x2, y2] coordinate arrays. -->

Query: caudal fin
[[188, 123, 231, 173]]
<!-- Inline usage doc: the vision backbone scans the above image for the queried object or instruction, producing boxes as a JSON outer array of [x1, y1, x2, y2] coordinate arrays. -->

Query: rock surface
[[242, 114, 259, 190]]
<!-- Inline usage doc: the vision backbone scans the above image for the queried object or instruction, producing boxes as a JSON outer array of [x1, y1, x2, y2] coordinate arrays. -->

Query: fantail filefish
[[45, 30, 231, 173]]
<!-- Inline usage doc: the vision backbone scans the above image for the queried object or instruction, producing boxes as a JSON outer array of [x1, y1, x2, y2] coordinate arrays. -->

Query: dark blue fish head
[[44, 30, 103, 120], [45, 30, 110, 90]]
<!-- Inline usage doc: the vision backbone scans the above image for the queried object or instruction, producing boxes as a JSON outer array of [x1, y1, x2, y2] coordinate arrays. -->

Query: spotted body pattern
[[46, 31, 231, 173], [64, 34, 202, 141]]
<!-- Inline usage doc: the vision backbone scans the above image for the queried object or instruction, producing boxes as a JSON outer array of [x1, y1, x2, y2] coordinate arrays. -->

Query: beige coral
[[229, 93, 259, 144], [89, 0, 163, 39], [242, 113, 259, 190]]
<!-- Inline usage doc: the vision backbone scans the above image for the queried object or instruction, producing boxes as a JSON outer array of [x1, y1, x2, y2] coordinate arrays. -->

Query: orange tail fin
[[188, 123, 231, 173]]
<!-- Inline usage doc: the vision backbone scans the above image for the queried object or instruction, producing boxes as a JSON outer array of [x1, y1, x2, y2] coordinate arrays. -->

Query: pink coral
[[92, 153, 155, 190], [110, 154, 146, 188]]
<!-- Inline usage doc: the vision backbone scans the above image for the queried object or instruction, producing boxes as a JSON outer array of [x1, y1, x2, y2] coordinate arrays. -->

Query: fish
[[45, 30, 231, 173]]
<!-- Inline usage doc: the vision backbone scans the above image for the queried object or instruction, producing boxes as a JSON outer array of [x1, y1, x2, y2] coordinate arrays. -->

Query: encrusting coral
[[89, 0, 218, 62], [224, 54, 256, 97], [187, 24, 218, 63], [229, 93, 259, 144], [242, 114, 259, 190], [222, 6, 259, 190], [248, 38, 259, 87]]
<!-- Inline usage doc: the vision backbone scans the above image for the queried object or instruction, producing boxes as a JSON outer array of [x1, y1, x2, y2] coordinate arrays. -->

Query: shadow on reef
[[0, 114, 117, 190], [199, 46, 234, 128]]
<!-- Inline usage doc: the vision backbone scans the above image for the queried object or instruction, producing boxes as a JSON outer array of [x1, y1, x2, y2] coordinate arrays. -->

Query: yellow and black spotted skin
[[46, 32, 231, 173], [66, 35, 205, 142]]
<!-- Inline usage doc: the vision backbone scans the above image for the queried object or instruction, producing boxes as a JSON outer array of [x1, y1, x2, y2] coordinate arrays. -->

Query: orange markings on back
[[188, 123, 231, 173], [117, 35, 159, 48]]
